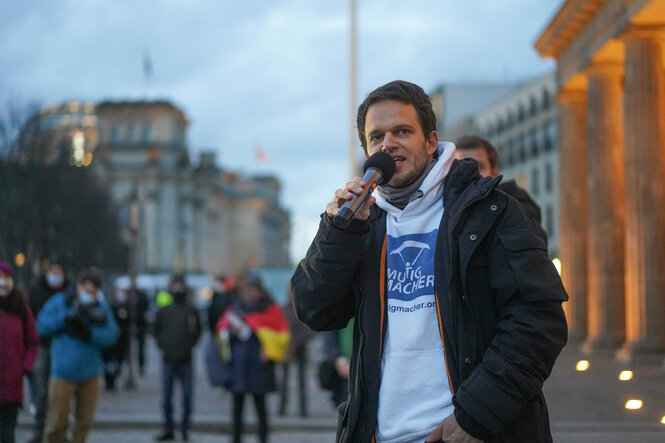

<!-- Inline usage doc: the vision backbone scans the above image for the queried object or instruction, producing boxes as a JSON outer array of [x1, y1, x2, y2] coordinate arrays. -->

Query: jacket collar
[[443, 159, 502, 218]]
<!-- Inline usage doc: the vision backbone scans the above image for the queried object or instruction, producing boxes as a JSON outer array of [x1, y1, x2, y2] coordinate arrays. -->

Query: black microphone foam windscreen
[[363, 151, 396, 185]]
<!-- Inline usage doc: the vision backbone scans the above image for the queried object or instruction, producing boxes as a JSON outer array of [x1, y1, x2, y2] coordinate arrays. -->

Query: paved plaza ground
[[15, 333, 665, 442]]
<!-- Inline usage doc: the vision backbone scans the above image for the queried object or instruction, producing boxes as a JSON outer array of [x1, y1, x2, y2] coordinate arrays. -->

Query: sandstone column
[[556, 85, 589, 343], [618, 26, 665, 361], [582, 61, 626, 353]]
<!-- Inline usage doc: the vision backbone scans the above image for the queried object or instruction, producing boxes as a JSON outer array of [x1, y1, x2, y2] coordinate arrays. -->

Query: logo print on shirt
[[386, 230, 437, 302], [390, 240, 430, 268]]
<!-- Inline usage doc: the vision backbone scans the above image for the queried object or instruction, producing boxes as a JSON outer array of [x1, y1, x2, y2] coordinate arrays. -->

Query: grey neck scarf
[[377, 157, 437, 210]]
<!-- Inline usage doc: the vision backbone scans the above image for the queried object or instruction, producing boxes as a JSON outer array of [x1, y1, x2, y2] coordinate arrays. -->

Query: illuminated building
[[536, 0, 665, 360], [21, 100, 290, 275]]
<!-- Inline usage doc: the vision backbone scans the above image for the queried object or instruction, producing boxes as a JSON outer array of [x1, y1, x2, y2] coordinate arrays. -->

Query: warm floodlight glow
[[14, 253, 25, 267], [625, 399, 643, 410], [619, 371, 633, 381], [72, 131, 85, 166], [552, 258, 562, 275], [661, 416, 665, 424], [575, 360, 590, 371]]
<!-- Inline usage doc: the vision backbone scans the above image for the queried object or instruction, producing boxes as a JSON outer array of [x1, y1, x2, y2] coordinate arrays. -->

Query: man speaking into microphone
[[291, 80, 568, 443]]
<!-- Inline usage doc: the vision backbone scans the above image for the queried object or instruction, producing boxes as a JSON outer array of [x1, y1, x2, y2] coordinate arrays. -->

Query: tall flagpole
[[349, 0, 359, 177], [142, 51, 152, 100]]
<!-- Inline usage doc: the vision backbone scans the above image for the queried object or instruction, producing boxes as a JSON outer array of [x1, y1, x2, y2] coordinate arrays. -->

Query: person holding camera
[[36, 268, 118, 443]]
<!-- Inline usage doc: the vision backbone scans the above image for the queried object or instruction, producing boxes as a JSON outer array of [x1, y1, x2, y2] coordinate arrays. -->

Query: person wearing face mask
[[102, 287, 131, 391], [27, 262, 70, 443], [153, 275, 202, 442], [0, 261, 39, 443], [36, 267, 119, 443], [215, 272, 290, 443]]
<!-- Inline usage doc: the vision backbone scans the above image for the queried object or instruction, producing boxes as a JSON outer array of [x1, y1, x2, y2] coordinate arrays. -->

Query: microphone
[[333, 151, 396, 229]]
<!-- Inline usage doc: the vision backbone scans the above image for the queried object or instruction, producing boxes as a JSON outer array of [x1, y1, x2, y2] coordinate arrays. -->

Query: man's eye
[[369, 135, 382, 143], [398, 129, 410, 135]]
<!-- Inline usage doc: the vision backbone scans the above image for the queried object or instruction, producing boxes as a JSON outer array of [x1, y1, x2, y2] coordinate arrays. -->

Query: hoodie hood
[[374, 141, 456, 219]]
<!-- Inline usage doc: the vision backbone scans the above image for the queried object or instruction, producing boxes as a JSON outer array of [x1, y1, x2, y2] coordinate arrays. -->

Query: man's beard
[[388, 143, 430, 188]]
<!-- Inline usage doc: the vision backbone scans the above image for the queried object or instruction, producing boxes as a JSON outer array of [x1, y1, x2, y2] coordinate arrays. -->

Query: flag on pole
[[143, 51, 153, 80], [254, 144, 269, 163]]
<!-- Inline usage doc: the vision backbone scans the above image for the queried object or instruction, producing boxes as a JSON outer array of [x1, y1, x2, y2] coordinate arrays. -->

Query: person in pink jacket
[[0, 261, 39, 443]]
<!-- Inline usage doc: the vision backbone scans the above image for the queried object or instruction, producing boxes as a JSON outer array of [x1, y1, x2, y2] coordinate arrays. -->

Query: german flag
[[216, 303, 290, 363]]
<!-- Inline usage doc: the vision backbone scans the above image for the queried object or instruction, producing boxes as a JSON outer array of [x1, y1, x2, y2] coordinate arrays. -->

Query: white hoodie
[[374, 142, 456, 443]]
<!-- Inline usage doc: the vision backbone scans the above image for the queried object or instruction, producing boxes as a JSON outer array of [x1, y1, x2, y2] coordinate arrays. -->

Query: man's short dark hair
[[356, 80, 437, 152], [169, 274, 187, 288], [456, 135, 500, 171], [77, 267, 103, 288]]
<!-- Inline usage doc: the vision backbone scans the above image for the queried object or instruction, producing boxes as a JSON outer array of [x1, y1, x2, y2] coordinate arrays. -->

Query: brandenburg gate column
[[618, 26, 665, 361], [556, 84, 588, 343], [583, 61, 626, 353]]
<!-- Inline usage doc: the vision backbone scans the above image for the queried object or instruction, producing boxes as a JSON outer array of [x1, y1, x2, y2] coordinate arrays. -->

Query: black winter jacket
[[154, 300, 201, 364], [291, 159, 568, 442]]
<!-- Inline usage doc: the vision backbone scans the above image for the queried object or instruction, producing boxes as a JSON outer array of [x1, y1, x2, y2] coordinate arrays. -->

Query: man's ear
[[426, 131, 439, 156]]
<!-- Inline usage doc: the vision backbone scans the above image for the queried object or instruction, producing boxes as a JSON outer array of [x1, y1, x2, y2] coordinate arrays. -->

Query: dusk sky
[[0, 0, 562, 263]]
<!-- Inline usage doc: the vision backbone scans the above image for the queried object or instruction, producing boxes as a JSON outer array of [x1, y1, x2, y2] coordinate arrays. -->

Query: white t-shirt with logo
[[374, 142, 456, 443]]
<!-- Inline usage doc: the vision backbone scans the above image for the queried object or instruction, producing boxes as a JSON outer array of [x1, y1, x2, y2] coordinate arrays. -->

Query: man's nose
[[381, 133, 397, 151]]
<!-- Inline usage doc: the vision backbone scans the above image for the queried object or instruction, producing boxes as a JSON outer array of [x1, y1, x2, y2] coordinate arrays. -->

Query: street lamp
[[126, 181, 140, 389]]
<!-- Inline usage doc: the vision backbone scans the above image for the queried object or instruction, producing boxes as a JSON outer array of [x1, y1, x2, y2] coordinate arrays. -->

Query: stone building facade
[[536, 0, 665, 361], [25, 100, 290, 275], [438, 73, 560, 258], [430, 83, 521, 135]]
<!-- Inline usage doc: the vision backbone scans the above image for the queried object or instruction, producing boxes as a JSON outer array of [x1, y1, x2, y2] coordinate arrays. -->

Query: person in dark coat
[[278, 287, 315, 417], [454, 134, 543, 225], [27, 262, 69, 443], [318, 321, 353, 409], [291, 81, 567, 443], [216, 273, 289, 443], [128, 276, 150, 377], [153, 276, 201, 442], [207, 274, 236, 334], [102, 287, 131, 391], [0, 261, 39, 443]]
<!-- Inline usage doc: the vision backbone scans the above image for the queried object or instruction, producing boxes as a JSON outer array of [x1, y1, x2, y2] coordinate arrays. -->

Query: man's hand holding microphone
[[326, 151, 396, 229]]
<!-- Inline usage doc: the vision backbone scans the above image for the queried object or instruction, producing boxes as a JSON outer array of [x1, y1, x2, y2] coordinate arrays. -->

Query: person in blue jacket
[[37, 267, 118, 443]]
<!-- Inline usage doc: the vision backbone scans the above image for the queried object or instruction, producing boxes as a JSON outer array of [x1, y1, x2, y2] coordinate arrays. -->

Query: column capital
[[621, 25, 665, 43], [556, 72, 588, 104]]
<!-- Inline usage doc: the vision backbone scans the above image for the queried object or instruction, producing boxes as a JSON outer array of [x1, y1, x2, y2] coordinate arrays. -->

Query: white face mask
[[78, 291, 94, 305], [0, 277, 14, 297], [47, 273, 64, 288]]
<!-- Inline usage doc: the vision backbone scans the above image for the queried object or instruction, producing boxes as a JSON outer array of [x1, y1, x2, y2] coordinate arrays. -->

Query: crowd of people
[[0, 260, 321, 443]]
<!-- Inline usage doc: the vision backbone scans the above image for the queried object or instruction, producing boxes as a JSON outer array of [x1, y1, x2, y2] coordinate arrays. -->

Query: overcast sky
[[0, 0, 562, 264]]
